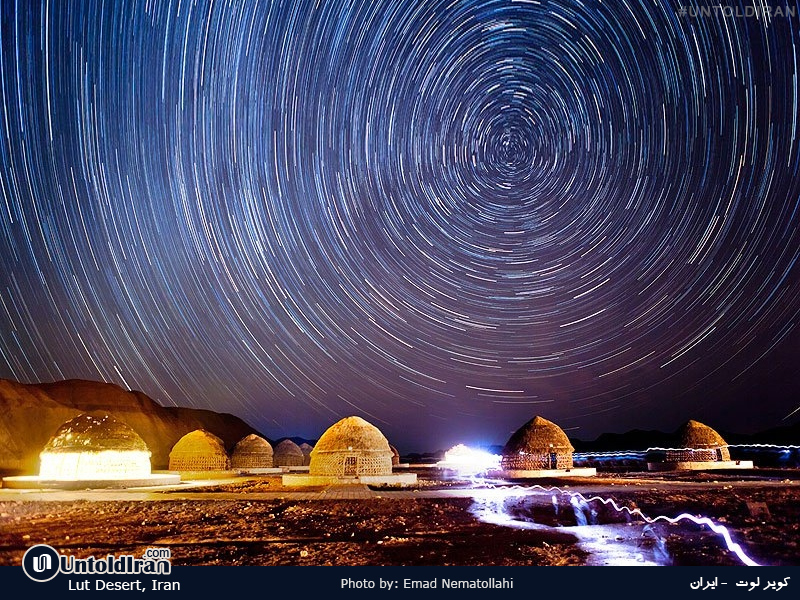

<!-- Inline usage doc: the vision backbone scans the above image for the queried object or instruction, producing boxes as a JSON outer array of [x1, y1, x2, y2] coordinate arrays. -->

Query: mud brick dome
[[168, 429, 230, 471], [273, 439, 305, 466], [501, 416, 574, 470], [310, 416, 393, 477], [298, 442, 313, 466], [231, 434, 273, 468], [667, 420, 731, 462]]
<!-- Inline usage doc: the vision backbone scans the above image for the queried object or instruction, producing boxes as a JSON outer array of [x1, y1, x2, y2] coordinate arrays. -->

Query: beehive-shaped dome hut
[[310, 416, 393, 477], [273, 439, 305, 466], [39, 413, 151, 480], [169, 430, 230, 471], [231, 434, 273, 469], [298, 442, 313, 466], [501, 416, 574, 470], [390, 445, 400, 467], [667, 420, 731, 462]]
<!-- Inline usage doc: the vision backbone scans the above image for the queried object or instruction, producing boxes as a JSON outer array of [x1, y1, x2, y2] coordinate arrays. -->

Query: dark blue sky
[[1, 0, 799, 452]]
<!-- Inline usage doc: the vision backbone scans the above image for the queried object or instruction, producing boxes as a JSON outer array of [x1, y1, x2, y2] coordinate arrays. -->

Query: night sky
[[1, 0, 799, 452]]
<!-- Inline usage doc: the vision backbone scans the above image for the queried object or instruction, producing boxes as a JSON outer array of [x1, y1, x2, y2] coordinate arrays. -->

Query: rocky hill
[[0, 378, 262, 473]]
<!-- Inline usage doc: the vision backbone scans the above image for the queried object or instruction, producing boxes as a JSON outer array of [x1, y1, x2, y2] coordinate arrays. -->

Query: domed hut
[[39, 413, 151, 480], [668, 420, 730, 462], [299, 442, 313, 466], [273, 439, 305, 467], [282, 416, 416, 486], [501, 416, 574, 470], [168, 430, 230, 471], [310, 416, 393, 477], [390, 445, 400, 467], [648, 420, 752, 471], [231, 434, 273, 469]]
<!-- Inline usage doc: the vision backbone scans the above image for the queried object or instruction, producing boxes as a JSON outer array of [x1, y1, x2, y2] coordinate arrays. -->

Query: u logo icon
[[22, 544, 60, 582]]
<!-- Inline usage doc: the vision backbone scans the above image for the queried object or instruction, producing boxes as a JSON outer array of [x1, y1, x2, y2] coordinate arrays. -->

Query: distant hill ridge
[[0, 378, 262, 473]]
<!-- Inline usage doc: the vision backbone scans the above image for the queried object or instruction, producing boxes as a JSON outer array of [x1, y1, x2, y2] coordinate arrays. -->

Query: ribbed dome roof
[[232, 434, 273, 456], [502, 416, 574, 455], [299, 442, 313, 455], [274, 439, 304, 456], [679, 420, 728, 449], [42, 413, 149, 453], [312, 416, 391, 453], [170, 429, 227, 455]]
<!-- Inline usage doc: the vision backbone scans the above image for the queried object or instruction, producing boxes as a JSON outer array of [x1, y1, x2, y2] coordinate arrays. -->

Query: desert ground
[[1, 468, 798, 567]]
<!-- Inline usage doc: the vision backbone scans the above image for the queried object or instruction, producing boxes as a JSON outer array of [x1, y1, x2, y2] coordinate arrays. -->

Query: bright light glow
[[467, 482, 760, 567], [573, 450, 648, 459], [574, 442, 799, 461], [438, 444, 501, 474], [39, 450, 152, 481], [467, 488, 664, 565], [728, 443, 800, 449], [572, 493, 759, 566]]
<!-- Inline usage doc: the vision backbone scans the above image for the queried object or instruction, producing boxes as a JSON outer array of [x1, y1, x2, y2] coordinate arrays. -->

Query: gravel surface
[[1, 471, 797, 566]]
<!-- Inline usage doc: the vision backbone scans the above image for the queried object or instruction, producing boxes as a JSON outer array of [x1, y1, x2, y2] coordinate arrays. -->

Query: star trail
[[1, 0, 799, 450]]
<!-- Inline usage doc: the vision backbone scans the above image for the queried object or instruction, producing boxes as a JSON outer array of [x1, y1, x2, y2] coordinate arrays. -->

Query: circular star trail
[[1, 1, 799, 449]]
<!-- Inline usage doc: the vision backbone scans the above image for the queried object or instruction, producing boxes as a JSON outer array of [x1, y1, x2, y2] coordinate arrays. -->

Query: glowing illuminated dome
[[231, 434, 273, 469], [444, 444, 476, 462], [168, 429, 230, 471], [298, 442, 314, 466], [39, 413, 151, 480], [273, 439, 305, 466], [501, 416, 574, 470], [668, 420, 731, 462], [310, 416, 392, 477], [442, 444, 501, 470]]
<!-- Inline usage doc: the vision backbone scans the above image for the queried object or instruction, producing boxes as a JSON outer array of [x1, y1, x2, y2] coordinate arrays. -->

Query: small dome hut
[[501, 416, 574, 470], [273, 439, 305, 467], [168, 430, 230, 471], [231, 434, 273, 469], [667, 420, 731, 462], [298, 442, 313, 466], [390, 445, 400, 467], [310, 416, 393, 477]]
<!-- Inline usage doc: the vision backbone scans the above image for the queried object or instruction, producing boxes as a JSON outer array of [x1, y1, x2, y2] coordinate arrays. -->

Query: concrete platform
[[647, 460, 754, 472], [2, 473, 181, 489], [285, 465, 310, 473], [490, 467, 597, 479], [282, 473, 417, 487]]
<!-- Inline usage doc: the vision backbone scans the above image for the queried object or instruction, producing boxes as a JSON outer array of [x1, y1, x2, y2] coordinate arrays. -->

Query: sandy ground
[[1, 469, 798, 566]]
